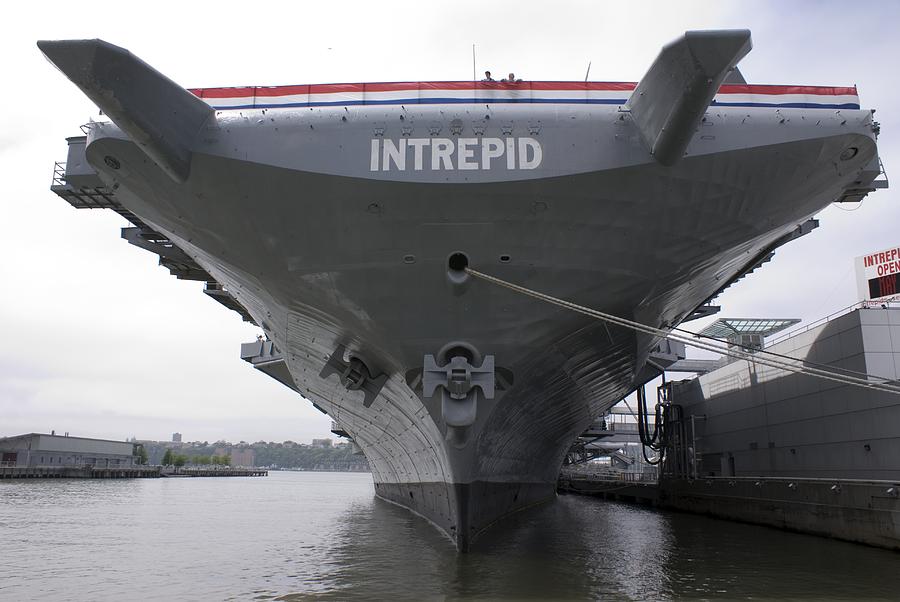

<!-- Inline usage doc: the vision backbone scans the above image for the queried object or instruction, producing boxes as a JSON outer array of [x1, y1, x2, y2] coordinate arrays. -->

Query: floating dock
[[558, 469, 658, 505]]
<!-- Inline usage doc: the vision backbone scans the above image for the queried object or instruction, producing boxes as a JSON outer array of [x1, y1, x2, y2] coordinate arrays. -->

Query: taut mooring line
[[464, 267, 900, 396]]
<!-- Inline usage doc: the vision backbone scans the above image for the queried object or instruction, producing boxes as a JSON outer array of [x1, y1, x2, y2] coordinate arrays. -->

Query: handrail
[[51, 162, 66, 187], [0, 463, 157, 470], [684, 475, 900, 487], [766, 301, 888, 346]]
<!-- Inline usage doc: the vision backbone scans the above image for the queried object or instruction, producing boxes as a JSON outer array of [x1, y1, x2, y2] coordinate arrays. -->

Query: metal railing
[[52, 162, 66, 187], [560, 464, 658, 483], [766, 300, 889, 346], [0, 461, 145, 468]]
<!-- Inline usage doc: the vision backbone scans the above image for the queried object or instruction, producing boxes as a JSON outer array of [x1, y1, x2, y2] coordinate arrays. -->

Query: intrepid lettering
[[370, 137, 542, 171], [864, 247, 900, 269], [863, 246, 900, 277]]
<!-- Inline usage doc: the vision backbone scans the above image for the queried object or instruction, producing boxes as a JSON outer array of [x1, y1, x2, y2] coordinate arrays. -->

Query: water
[[1, 472, 898, 601]]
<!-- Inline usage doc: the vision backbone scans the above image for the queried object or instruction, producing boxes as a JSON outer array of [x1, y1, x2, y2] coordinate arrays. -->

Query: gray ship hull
[[38, 27, 882, 552], [77, 125, 876, 549]]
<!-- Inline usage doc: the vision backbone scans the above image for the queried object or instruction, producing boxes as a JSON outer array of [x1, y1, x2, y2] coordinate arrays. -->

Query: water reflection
[[283, 487, 900, 601], [2, 473, 899, 601]]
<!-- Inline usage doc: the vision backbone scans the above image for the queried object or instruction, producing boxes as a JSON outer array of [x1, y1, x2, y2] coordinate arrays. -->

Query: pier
[[558, 469, 900, 551], [558, 469, 658, 505], [163, 467, 268, 477], [0, 465, 161, 479], [0, 465, 268, 479]]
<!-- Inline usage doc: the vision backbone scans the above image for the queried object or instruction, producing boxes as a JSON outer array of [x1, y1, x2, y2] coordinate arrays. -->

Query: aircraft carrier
[[40, 30, 886, 550]]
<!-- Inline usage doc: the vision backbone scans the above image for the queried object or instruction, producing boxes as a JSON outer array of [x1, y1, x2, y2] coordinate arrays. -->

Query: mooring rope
[[464, 267, 900, 396]]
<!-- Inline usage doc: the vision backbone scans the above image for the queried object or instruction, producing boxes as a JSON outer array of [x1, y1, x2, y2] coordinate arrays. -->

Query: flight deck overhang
[[50, 136, 255, 324], [240, 340, 330, 416]]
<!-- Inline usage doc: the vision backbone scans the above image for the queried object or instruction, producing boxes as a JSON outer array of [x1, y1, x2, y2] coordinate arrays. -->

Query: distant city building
[[230, 448, 255, 467], [208, 446, 253, 466], [311, 438, 333, 448], [0, 433, 138, 468], [172, 432, 182, 443]]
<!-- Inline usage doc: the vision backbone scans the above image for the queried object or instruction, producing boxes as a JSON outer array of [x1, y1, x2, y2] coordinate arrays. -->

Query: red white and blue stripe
[[189, 82, 860, 111]]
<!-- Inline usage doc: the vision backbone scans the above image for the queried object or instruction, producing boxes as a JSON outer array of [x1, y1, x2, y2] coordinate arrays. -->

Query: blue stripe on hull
[[710, 101, 860, 109], [209, 98, 859, 111]]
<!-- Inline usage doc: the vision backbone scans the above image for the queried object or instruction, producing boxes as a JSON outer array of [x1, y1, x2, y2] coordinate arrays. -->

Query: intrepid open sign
[[856, 245, 900, 301]]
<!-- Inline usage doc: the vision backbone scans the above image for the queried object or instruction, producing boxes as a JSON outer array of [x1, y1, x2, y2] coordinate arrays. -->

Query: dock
[[0, 465, 161, 479], [0, 465, 268, 479], [163, 467, 268, 477], [558, 470, 658, 505], [558, 469, 900, 551]]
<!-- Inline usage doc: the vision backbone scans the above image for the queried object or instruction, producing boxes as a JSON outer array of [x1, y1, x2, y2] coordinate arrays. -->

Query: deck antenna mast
[[584, 60, 592, 82], [472, 44, 476, 81]]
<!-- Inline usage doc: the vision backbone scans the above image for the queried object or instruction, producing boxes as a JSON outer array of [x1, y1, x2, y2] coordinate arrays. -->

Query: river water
[[1, 471, 897, 600]]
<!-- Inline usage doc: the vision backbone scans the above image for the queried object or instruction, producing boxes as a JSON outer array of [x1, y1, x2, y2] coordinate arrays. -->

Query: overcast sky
[[1, 1, 897, 444]]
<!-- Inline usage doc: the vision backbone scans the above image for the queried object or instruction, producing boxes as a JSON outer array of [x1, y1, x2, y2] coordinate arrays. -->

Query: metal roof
[[697, 318, 800, 340], [0, 432, 135, 446]]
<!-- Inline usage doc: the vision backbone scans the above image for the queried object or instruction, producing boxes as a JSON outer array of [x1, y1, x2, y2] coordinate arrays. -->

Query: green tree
[[223, 455, 232, 466], [161, 449, 173, 466], [174, 454, 187, 467], [135, 445, 148, 465]]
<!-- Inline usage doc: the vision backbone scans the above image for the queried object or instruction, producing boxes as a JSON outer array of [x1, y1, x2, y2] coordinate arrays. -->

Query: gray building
[[670, 307, 900, 480], [0, 433, 138, 468]]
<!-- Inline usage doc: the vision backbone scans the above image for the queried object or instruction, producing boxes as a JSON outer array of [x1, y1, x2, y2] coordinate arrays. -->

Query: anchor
[[319, 344, 387, 408], [423, 350, 495, 447]]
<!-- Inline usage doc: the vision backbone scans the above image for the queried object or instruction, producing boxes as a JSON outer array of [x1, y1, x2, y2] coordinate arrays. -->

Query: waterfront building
[[0, 433, 138, 468], [229, 448, 255, 467], [669, 307, 900, 480]]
